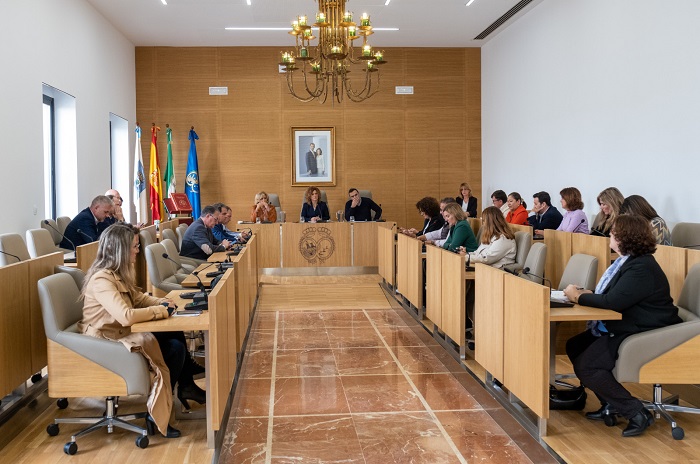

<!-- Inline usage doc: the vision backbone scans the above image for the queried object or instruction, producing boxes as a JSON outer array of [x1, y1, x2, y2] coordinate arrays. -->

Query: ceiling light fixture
[[279, 0, 388, 104], [466, 0, 476, 6], [384, 0, 391, 5], [246, 0, 252, 5], [161, 0, 167, 5]]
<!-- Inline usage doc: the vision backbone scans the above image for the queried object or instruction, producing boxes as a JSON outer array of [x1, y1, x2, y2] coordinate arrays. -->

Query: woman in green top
[[441, 203, 478, 253]]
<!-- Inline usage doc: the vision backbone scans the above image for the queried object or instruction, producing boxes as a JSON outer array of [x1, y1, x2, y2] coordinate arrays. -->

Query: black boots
[[585, 403, 618, 421], [145, 415, 181, 438], [177, 383, 206, 410], [622, 408, 654, 437]]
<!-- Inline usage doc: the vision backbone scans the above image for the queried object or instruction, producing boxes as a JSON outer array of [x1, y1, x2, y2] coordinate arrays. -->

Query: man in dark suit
[[528, 191, 563, 236], [344, 188, 382, 221], [305, 142, 317, 176], [61, 195, 114, 249]]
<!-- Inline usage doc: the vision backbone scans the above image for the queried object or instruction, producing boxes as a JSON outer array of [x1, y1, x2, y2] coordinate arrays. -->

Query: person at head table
[[78, 223, 206, 439], [438, 203, 478, 253], [563, 215, 681, 437], [61, 195, 114, 249], [528, 191, 563, 237], [301, 186, 330, 223], [250, 191, 277, 223], [344, 188, 382, 221], [180, 204, 231, 261]]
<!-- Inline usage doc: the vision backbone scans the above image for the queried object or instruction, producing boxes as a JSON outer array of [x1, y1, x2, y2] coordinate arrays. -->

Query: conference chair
[[671, 222, 700, 249], [519, 242, 547, 284], [268, 193, 282, 221], [144, 243, 187, 295], [300, 190, 328, 204], [56, 216, 71, 235], [504, 231, 532, 273], [609, 263, 700, 440], [26, 228, 61, 258], [161, 228, 179, 251], [0, 233, 31, 266], [161, 239, 196, 274], [176, 224, 188, 250], [358, 189, 373, 200], [557, 254, 598, 291], [41, 218, 72, 252], [38, 273, 150, 455], [55, 265, 86, 289]]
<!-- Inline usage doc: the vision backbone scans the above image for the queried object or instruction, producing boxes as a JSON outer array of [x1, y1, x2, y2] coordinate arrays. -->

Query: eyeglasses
[[132, 243, 140, 250]]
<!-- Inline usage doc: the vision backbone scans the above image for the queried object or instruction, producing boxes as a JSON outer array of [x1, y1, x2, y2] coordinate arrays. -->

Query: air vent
[[473, 0, 533, 40]]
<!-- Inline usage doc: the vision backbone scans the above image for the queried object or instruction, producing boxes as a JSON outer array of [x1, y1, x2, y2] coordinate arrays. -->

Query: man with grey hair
[[61, 195, 114, 249], [180, 204, 231, 261]]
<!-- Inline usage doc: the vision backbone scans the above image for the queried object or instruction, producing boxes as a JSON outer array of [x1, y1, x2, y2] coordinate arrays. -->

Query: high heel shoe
[[177, 383, 206, 410], [145, 415, 181, 438]]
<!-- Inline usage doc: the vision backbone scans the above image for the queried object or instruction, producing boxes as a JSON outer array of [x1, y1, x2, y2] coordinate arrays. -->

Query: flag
[[185, 128, 201, 219], [133, 125, 148, 224], [163, 126, 176, 199], [149, 125, 164, 222]]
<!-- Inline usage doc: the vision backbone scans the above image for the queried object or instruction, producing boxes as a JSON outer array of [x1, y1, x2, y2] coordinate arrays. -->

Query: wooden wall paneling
[[404, 77, 467, 109], [405, 170, 441, 230], [654, 245, 687, 303], [474, 264, 504, 381], [0, 262, 31, 397], [28, 252, 63, 373], [405, 48, 467, 78], [441, 249, 466, 347], [571, 234, 610, 281], [468, 218, 481, 239], [406, 109, 466, 140], [218, 47, 282, 79], [503, 274, 549, 419], [155, 47, 219, 80], [352, 222, 379, 267]]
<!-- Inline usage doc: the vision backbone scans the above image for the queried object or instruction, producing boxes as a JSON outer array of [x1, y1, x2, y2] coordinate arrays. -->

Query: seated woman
[[590, 187, 624, 237], [505, 192, 529, 225], [440, 203, 478, 253], [400, 197, 445, 238], [79, 223, 206, 438], [563, 215, 681, 437], [456, 182, 478, 218], [619, 194, 671, 245], [250, 191, 277, 223], [557, 187, 589, 234], [462, 206, 517, 269], [300, 186, 330, 222]]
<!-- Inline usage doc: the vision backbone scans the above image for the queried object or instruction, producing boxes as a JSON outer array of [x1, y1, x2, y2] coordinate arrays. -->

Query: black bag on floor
[[549, 385, 587, 410]]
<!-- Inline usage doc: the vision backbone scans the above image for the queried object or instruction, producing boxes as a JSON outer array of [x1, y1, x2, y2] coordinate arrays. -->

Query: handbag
[[549, 385, 587, 410]]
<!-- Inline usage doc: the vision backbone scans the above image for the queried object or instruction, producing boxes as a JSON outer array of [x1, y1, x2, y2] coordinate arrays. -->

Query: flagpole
[[133, 122, 148, 225]]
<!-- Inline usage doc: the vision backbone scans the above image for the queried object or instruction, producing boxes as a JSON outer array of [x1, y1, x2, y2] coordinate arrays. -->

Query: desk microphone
[[590, 228, 607, 237], [682, 244, 700, 249], [44, 220, 76, 250], [503, 267, 520, 276], [522, 267, 553, 292], [161, 252, 183, 273], [0, 249, 21, 263], [75, 228, 95, 243]]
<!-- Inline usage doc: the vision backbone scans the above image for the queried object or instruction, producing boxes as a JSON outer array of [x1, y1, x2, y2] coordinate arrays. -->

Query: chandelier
[[279, 0, 387, 104]]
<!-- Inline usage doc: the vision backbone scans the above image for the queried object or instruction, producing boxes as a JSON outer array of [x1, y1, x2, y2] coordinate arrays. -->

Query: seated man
[[527, 191, 563, 237], [61, 195, 114, 249], [180, 205, 231, 261], [211, 203, 250, 243], [419, 198, 455, 247], [491, 190, 509, 217], [344, 188, 382, 222]]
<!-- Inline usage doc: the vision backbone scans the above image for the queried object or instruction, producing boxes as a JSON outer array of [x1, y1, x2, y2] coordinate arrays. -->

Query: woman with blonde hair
[[456, 182, 478, 218], [251, 191, 277, 223], [440, 203, 478, 253], [591, 187, 624, 237], [301, 186, 330, 222], [463, 206, 517, 269]]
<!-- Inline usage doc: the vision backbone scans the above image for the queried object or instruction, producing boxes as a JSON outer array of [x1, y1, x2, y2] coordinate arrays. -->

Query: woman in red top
[[506, 192, 529, 225]]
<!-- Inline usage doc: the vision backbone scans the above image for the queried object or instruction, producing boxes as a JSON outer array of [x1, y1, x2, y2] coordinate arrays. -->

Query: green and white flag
[[163, 126, 176, 198]]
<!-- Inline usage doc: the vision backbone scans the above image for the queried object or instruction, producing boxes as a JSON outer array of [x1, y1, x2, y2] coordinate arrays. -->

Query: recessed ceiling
[[85, 0, 542, 47]]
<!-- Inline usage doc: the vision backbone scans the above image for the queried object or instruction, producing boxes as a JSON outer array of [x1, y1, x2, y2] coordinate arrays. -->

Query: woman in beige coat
[[79, 223, 203, 438]]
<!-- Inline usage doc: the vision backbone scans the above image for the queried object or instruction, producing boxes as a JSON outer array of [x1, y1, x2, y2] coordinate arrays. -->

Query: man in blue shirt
[[211, 203, 250, 243]]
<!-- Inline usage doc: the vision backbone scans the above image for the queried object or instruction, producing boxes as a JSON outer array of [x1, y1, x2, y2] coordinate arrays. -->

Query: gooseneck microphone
[[590, 228, 607, 237], [502, 267, 520, 276], [75, 229, 94, 242], [161, 253, 182, 271], [682, 244, 700, 249], [522, 267, 553, 292], [0, 249, 21, 263], [44, 220, 76, 250]]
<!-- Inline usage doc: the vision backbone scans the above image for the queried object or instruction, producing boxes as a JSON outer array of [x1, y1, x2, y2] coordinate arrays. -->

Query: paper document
[[550, 290, 572, 304]]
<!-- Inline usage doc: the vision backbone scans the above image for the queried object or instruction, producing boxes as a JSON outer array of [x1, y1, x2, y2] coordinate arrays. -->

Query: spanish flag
[[149, 124, 164, 222]]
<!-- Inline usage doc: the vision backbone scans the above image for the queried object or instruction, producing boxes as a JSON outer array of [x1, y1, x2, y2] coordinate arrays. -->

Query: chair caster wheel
[[135, 435, 149, 449], [672, 427, 685, 440], [31, 373, 42, 384], [46, 423, 59, 436], [603, 414, 617, 427], [57, 398, 69, 409], [64, 442, 77, 455]]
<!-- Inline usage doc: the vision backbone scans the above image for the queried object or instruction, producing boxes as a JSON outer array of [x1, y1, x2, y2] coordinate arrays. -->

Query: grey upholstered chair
[[300, 190, 328, 204], [671, 222, 700, 248], [611, 263, 700, 440], [38, 273, 150, 454], [26, 228, 61, 258], [268, 193, 283, 221], [55, 265, 86, 289], [519, 242, 547, 284], [176, 224, 189, 250], [557, 254, 598, 291], [139, 229, 156, 252], [161, 238, 196, 274], [0, 233, 31, 266], [161, 228, 179, 251], [41, 218, 70, 251], [56, 216, 71, 235], [504, 231, 532, 273], [357, 189, 373, 200], [144, 243, 186, 293]]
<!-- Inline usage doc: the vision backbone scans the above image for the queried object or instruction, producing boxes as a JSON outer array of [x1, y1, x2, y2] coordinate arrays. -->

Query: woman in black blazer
[[456, 182, 478, 218], [300, 186, 330, 222], [399, 197, 445, 238], [563, 215, 681, 438]]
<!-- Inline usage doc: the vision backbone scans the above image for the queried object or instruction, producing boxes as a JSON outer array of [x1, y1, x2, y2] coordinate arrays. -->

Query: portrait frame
[[291, 126, 336, 186]]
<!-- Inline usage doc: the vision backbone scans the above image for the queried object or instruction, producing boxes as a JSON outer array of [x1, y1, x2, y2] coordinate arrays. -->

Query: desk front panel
[[396, 234, 423, 309], [282, 223, 351, 267], [0, 261, 31, 397], [441, 249, 465, 346], [238, 223, 280, 269], [544, 230, 572, 289], [377, 224, 396, 285], [352, 222, 380, 267], [28, 252, 63, 372], [425, 246, 442, 326]]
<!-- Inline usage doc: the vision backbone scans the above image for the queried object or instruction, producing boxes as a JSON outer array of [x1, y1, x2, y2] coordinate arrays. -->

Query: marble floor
[[220, 294, 558, 463]]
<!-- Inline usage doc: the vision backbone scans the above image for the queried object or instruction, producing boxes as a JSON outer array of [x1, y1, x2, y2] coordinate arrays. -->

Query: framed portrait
[[291, 127, 336, 186]]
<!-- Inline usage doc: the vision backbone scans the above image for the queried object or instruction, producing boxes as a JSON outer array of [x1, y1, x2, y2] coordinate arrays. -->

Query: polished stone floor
[[220, 306, 557, 463]]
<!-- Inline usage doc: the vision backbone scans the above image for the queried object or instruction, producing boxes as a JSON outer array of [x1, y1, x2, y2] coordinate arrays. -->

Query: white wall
[[482, 0, 700, 227], [0, 0, 135, 235]]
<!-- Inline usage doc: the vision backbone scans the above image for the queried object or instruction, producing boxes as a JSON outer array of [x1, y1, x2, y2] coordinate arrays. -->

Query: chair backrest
[[26, 228, 59, 258], [358, 190, 372, 200], [145, 242, 183, 291], [267, 193, 283, 222], [139, 229, 156, 250], [671, 222, 700, 248], [176, 224, 188, 250], [41, 218, 62, 246], [677, 263, 700, 321], [56, 216, 71, 235], [161, 228, 179, 251], [504, 231, 532, 272], [558, 253, 598, 291], [0, 233, 31, 266], [300, 190, 328, 204], [161, 239, 188, 275], [55, 265, 87, 290], [520, 242, 547, 284], [37, 273, 84, 340]]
